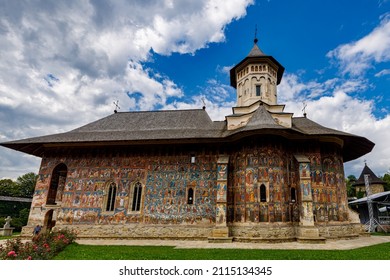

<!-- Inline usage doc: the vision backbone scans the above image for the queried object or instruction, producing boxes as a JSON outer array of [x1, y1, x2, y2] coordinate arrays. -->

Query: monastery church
[[1, 38, 374, 242]]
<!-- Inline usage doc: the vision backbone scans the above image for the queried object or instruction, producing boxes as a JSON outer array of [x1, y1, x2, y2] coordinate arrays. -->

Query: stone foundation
[[316, 222, 364, 239], [21, 222, 367, 242], [45, 224, 214, 240]]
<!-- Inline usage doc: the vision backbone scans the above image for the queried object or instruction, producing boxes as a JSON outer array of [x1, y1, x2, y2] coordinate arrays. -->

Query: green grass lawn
[[0, 233, 20, 240], [54, 242, 390, 260]]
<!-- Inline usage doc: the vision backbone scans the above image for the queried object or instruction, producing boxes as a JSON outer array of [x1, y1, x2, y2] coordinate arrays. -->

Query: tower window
[[256, 85, 261, 97], [260, 184, 267, 202]]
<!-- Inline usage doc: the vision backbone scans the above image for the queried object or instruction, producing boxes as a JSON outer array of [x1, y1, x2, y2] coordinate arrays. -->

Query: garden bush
[[0, 228, 76, 260]]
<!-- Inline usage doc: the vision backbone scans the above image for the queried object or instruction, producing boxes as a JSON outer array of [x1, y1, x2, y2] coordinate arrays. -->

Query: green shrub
[[0, 228, 77, 260]]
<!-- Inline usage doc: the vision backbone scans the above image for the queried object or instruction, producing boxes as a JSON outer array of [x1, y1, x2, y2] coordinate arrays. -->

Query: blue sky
[[0, 0, 390, 179]]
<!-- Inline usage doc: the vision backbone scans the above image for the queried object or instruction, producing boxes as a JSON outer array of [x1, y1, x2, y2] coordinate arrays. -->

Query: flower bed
[[0, 228, 76, 260]]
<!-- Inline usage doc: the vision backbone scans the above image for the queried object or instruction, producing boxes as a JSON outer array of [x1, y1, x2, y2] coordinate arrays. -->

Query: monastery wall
[[25, 151, 219, 235], [227, 142, 348, 224], [21, 141, 359, 240]]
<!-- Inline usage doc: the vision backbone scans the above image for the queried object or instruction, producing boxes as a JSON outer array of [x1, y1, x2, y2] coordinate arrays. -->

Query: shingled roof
[[1, 108, 374, 162]]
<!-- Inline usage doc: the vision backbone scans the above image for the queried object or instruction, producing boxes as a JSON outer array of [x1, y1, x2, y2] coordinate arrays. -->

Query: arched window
[[260, 184, 267, 202], [291, 187, 296, 202], [105, 182, 117, 211], [187, 188, 194, 204], [131, 182, 143, 211], [47, 163, 67, 205]]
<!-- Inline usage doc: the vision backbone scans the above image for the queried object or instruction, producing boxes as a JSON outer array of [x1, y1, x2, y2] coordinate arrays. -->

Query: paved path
[[75, 235, 390, 250], [2, 235, 389, 250]]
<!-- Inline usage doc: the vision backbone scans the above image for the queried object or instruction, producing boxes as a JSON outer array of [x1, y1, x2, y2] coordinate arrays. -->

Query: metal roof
[[348, 191, 390, 205]]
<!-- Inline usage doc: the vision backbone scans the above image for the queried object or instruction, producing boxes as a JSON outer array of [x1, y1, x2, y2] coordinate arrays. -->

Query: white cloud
[[327, 13, 390, 76], [125, 61, 184, 111], [163, 79, 236, 121], [279, 73, 390, 177], [375, 69, 390, 77]]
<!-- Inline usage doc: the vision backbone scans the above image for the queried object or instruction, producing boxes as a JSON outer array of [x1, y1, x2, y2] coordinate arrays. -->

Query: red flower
[[7, 251, 17, 257]]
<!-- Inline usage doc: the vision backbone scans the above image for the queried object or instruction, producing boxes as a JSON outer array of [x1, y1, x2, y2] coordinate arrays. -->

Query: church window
[[260, 184, 267, 202], [105, 182, 117, 211], [251, 66, 254, 72], [187, 187, 194, 204], [256, 85, 261, 96], [131, 182, 143, 211], [255, 65, 258, 71], [291, 187, 296, 202]]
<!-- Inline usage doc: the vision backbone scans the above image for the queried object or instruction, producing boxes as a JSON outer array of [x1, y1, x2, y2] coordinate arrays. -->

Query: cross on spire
[[254, 24, 258, 44], [113, 100, 120, 113], [302, 102, 307, 117]]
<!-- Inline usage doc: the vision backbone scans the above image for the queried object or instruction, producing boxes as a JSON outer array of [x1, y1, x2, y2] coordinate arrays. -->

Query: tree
[[0, 179, 18, 196], [345, 175, 357, 198], [16, 172, 38, 198], [380, 173, 390, 192]]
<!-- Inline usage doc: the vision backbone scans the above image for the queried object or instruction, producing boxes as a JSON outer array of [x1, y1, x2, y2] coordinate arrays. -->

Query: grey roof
[[291, 117, 374, 161], [230, 43, 285, 87], [348, 191, 390, 205], [292, 117, 352, 136], [243, 105, 282, 129], [353, 164, 385, 186], [1, 108, 374, 162], [247, 43, 266, 57]]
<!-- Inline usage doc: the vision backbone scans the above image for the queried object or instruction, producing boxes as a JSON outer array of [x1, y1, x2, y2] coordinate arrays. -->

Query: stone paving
[[75, 235, 390, 250], [1, 235, 389, 250]]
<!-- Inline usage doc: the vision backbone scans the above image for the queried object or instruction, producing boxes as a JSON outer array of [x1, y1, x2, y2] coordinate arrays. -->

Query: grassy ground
[[0, 232, 20, 240], [54, 242, 390, 260]]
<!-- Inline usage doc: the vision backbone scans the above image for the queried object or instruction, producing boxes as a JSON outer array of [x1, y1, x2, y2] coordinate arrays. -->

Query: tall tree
[[346, 175, 357, 198], [0, 179, 18, 196], [16, 172, 38, 197], [380, 172, 390, 192]]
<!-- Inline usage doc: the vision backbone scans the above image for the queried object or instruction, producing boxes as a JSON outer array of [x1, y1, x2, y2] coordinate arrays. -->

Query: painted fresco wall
[[26, 141, 349, 239], [309, 152, 348, 223], [228, 144, 298, 224], [227, 142, 348, 225], [28, 153, 218, 227]]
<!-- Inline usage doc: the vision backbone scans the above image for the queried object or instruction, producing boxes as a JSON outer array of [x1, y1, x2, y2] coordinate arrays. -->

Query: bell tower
[[226, 38, 292, 131], [230, 38, 284, 107]]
